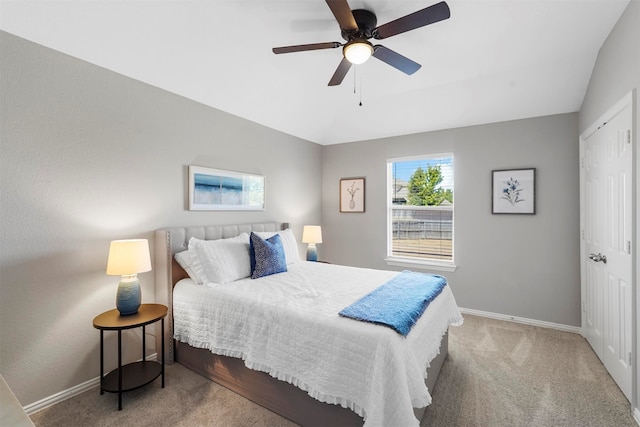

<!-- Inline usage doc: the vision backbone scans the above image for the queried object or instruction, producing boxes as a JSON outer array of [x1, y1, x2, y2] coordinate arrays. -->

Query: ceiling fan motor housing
[[341, 9, 377, 40]]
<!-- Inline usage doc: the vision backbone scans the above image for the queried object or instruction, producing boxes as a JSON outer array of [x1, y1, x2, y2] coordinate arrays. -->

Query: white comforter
[[173, 261, 463, 427]]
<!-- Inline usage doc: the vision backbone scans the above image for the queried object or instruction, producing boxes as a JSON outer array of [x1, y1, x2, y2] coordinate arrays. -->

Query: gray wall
[[579, 0, 639, 135], [322, 113, 581, 327], [578, 0, 639, 414], [0, 31, 322, 406]]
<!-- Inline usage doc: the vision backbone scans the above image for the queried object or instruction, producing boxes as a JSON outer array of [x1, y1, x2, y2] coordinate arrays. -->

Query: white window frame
[[385, 154, 457, 272]]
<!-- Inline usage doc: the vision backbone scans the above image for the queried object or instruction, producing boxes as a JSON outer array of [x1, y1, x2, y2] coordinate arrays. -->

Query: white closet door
[[581, 96, 633, 401]]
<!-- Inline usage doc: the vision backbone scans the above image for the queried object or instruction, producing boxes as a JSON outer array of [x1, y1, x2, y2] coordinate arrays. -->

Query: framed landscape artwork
[[188, 165, 265, 211], [340, 177, 365, 213], [492, 168, 536, 214]]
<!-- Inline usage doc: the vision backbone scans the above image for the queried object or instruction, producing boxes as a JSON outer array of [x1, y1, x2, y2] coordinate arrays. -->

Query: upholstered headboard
[[154, 222, 285, 363]]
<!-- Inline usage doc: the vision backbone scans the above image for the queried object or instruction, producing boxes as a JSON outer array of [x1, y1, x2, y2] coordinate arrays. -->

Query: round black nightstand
[[93, 303, 167, 410]]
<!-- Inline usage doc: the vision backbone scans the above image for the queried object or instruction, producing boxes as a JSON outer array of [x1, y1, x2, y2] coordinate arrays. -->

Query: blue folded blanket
[[339, 271, 447, 336]]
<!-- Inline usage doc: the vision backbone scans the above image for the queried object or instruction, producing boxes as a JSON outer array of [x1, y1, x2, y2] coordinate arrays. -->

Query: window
[[387, 154, 454, 269]]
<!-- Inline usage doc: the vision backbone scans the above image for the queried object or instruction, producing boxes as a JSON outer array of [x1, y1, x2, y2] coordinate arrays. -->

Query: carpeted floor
[[422, 315, 636, 427], [30, 314, 637, 427]]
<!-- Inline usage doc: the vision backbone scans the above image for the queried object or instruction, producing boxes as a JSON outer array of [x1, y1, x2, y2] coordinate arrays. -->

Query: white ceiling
[[0, 0, 630, 145]]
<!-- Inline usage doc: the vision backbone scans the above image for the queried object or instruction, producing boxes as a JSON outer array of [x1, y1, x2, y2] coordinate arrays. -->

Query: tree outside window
[[407, 166, 453, 206]]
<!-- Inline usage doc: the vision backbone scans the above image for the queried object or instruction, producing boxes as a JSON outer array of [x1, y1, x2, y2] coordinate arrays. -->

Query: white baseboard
[[459, 307, 582, 334], [24, 353, 158, 415], [23, 310, 582, 416], [20, 310, 584, 415], [634, 407, 640, 426], [26, 310, 581, 415], [23, 317, 631, 422], [24, 376, 100, 415]]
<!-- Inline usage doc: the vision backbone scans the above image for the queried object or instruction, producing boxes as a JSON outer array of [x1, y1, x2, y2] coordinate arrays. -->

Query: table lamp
[[302, 225, 322, 262], [106, 239, 151, 316]]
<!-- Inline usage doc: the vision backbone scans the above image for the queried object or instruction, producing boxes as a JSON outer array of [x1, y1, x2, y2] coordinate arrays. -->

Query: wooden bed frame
[[154, 222, 448, 426]]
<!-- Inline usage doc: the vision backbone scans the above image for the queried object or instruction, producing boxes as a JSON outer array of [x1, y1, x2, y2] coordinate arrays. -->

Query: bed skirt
[[174, 331, 449, 426]]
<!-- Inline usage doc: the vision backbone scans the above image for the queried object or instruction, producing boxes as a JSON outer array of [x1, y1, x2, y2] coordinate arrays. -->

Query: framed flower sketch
[[188, 165, 265, 211], [492, 168, 535, 214], [340, 177, 365, 213]]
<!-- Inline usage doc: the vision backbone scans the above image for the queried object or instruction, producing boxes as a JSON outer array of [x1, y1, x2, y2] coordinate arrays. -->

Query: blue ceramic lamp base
[[306, 244, 318, 262], [116, 275, 141, 316]]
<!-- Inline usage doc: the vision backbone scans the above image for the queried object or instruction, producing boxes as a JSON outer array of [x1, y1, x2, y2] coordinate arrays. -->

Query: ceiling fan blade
[[325, 0, 358, 31], [328, 57, 352, 86], [273, 42, 341, 54], [372, 45, 421, 75], [373, 1, 450, 40]]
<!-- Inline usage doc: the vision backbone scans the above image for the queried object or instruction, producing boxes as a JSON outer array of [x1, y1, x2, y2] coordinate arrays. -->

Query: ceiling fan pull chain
[[358, 67, 363, 107], [353, 65, 357, 94], [352, 65, 363, 106]]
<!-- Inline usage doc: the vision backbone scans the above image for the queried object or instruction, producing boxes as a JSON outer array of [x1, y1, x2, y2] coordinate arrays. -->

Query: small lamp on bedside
[[302, 225, 322, 262], [106, 239, 152, 316]]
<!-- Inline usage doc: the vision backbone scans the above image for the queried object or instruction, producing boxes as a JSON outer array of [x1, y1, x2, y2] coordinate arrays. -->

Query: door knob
[[588, 253, 607, 263]]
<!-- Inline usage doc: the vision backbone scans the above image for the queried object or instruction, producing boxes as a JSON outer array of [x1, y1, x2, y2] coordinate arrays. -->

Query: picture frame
[[340, 177, 365, 213], [492, 168, 535, 214], [188, 165, 265, 211]]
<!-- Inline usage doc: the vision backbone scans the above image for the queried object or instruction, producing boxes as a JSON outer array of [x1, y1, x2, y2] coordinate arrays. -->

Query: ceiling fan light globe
[[344, 41, 373, 64]]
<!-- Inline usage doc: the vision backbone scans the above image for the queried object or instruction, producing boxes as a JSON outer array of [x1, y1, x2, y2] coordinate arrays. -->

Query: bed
[[154, 222, 463, 426]]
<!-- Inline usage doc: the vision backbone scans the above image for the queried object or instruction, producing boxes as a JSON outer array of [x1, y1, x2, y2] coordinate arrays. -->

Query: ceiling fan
[[272, 0, 451, 86]]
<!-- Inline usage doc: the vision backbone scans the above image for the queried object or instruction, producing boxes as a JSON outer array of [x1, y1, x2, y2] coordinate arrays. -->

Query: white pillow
[[174, 250, 204, 284], [254, 228, 300, 264], [188, 233, 251, 284]]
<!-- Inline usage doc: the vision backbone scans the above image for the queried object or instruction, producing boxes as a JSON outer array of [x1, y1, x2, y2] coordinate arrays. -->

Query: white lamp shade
[[344, 41, 373, 64], [302, 226, 323, 244], [106, 239, 152, 276]]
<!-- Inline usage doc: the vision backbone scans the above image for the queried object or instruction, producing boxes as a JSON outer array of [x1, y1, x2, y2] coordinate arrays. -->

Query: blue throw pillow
[[250, 232, 287, 279]]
